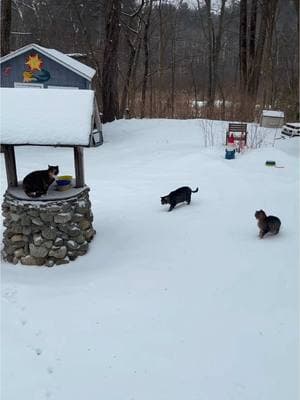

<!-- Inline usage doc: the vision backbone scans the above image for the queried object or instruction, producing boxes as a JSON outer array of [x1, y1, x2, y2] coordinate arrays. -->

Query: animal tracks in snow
[[3, 285, 59, 385], [2, 286, 18, 304]]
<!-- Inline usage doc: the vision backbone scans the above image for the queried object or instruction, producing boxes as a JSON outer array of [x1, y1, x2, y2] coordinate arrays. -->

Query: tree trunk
[[120, 3, 144, 117], [158, 0, 165, 117], [171, 35, 176, 118], [239, 0, 248, 91], [294, 0, 299, 34], [102, 0, 121, 123], [248, 0, 258, 68], [204, 0, 226, 116], [213, 0, 226, 110], [71, 0, 102, 96], [128, 37, 142, 117], [120, 38, 136, 117], [205, 0, 214, 113], [247, 0, 279, 101], [141, 0, 153, 119], [261, 0, 279, 108], [190, 58, 199, 117], [1, 0, 12, 56]]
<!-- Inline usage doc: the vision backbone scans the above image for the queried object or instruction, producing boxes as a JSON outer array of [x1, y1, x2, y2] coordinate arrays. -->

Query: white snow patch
[[1, 118, 299, 400]]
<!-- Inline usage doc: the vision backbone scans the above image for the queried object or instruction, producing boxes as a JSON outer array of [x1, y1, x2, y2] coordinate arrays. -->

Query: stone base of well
[[1, 187, 96, 267]]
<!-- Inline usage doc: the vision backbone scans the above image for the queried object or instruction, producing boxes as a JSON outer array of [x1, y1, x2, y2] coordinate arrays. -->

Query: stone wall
[[1, 187, 95, 267]]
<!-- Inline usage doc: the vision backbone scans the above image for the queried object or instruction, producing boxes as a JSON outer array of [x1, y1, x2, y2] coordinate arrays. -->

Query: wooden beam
[[94, 98, 104, 145], [3, 145, 18, 187], [74, 146, 85, 188]]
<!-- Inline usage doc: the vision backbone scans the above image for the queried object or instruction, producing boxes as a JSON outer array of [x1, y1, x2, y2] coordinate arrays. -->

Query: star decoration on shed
[[23, 71, 34, 82], [25, 54, 43, 71]]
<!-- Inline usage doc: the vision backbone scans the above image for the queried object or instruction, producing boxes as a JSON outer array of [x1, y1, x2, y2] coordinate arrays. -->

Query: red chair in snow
[[226, 123, 248, 152]]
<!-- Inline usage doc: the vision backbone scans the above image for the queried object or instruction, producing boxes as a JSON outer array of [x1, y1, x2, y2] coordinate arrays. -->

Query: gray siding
[[1, 50, 90, 89]]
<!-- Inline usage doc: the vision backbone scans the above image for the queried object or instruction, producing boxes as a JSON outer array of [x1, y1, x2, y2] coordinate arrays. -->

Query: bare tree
[[120, 1, 145, 117], [293, 0, 299, 33], [248, 0, 258, 77], [239, 0, 247, 90], [140, 0, 153, 118], [102, 0, 121, 123], [71, 0, 102, 95], [1, 0, 12, 56], [5, 0, 297, 121], [170, 1, 183, 118], [203, 0, 214, 111], [200, 0, 227, 115], [158, 0, 166, 117], [247, 0, 279, 103]]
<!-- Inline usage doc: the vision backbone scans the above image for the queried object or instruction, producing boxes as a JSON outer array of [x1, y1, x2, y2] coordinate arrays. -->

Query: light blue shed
[[0, 43, 102, 146]]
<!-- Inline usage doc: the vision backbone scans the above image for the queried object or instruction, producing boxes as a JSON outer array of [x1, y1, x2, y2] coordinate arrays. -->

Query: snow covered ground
[[1, 119, 299, 400]]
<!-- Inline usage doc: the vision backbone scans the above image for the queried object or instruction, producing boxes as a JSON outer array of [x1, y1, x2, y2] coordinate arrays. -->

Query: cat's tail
[[192, 187, 199, 193]]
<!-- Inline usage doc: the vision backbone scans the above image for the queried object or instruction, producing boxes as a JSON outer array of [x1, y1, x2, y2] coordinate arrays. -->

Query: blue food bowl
[[56, 175, 72, 191], [56, 179, 71, 186]]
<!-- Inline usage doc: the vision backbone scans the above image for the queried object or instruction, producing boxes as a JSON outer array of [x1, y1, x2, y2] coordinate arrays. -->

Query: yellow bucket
[[57, 175, 73, 181]]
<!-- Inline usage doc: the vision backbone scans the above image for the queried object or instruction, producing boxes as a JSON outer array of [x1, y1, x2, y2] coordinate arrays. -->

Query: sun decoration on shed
[[22, 53, 51, 83], [25, 53, 43, 71]]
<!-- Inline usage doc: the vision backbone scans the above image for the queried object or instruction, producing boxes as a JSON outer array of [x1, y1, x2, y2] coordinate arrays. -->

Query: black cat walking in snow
[[23, 165, 59, 198], [161, 186, 198, 212]]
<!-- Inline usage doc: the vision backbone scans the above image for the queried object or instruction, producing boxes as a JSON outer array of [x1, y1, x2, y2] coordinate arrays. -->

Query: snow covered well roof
[[262, 110, 284, 118], [0, 88, 94, 146], [0, 43, 96, 80]]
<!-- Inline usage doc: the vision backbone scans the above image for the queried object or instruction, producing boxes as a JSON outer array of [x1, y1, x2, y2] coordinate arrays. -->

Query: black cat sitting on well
[[23, 165, 59, 198], [161, 186, 198, 212]]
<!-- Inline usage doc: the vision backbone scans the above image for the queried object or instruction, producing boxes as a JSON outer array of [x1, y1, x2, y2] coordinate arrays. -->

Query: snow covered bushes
[[247, 124, 278, 149]]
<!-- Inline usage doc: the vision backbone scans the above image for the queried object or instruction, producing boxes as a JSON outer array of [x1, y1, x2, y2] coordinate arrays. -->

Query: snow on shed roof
[[0, 43, 96, 80], [0, 88, 94, 146], [262, 110, 284, 118]]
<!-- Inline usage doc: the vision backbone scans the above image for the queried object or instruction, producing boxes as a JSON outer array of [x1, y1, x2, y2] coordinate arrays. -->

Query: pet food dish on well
[[56, 175, 73, 191]]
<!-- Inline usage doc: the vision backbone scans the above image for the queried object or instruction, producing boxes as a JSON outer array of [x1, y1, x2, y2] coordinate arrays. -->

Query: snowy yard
[[1, 119, 299, 400]]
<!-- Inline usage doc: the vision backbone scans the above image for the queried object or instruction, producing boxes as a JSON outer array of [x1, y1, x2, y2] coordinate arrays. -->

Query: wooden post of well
[[94, 98, 103, 145], [3, 145, 18, 187], [74, 146, 85, 188]]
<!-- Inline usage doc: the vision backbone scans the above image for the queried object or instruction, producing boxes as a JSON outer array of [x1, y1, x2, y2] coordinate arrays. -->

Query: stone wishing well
[[1, 88, 100, 267], [2, 187, 95, 266]]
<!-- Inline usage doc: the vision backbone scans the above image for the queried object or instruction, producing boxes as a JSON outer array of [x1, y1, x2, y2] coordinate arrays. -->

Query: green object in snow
[[265, 160, 276, 166]]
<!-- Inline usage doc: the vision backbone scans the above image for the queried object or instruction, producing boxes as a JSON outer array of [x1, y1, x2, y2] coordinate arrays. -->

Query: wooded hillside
[[1, 0, 299, 122]]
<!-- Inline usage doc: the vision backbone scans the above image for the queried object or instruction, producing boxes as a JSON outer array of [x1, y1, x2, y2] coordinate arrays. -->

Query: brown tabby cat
[[255, 209, 281, 238], [23, 165, 59, 198]]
